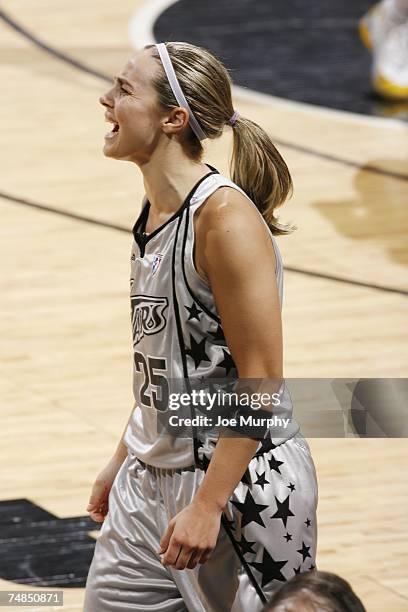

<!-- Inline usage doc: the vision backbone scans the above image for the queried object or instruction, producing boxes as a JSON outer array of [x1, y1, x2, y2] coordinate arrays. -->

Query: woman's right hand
[[86, 453, 126, 522]]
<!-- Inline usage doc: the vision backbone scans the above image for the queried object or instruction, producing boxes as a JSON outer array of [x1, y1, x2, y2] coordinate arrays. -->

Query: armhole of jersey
[[189, 204, 212, 289], [188, 179, 281, 280], [183, 176, 284, 317], [182, 204, 221, 324]]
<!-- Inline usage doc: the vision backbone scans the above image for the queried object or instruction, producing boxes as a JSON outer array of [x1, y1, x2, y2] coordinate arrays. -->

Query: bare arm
[[194, 186, 283, 507], [160, 187, 284, 568], [87, 406, 134, 522], [113, 410, 133, 463]]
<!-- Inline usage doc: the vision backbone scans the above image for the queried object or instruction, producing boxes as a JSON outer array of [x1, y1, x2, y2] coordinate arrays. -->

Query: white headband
[[155, 43, 207, 142]]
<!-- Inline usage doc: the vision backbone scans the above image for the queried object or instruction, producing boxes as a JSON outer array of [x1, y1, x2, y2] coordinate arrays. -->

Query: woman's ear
[[161, 107, 190, 136]]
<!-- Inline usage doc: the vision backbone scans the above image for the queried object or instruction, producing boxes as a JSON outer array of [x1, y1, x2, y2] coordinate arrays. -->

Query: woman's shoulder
[[197, 178, 270, 240]]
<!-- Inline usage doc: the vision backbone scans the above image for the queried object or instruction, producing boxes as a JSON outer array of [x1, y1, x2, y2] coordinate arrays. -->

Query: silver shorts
[[84, 432, 318, 612]]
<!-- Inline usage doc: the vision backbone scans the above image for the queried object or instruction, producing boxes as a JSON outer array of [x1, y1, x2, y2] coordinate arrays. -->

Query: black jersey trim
[[132, 195, 149, 237], [221, 516, 267, 604], [171, 213, 201, 467], [199, 455, 268, 605], [181, 203, 222, 325], [132, 164, 219, 253]]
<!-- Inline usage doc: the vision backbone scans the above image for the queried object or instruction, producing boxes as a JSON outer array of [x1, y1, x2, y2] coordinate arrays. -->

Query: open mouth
[[105, 121, 120, 139]]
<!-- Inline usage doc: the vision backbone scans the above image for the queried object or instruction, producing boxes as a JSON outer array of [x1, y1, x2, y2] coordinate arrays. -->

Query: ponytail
[[229, 116, 296, 235], [146, 41, 296, 235]]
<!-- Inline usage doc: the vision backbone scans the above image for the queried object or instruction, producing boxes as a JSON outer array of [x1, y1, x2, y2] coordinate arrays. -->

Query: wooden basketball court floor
[[0, 1, 407, 610]]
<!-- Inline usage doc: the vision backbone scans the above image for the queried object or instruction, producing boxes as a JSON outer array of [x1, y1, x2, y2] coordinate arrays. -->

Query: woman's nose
[[99, 92, 112, 108]]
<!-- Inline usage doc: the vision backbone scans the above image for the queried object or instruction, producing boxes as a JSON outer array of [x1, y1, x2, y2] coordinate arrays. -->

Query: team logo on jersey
[[151, 253, 163, 276], [130, 295, 168, 345]]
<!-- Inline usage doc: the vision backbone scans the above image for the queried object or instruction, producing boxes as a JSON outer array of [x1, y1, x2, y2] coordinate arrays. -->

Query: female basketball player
[[84, 42, 318, 612]]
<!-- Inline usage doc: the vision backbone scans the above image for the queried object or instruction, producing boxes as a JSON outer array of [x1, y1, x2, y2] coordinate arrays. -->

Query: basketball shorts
[[83, 431, 318, 611]]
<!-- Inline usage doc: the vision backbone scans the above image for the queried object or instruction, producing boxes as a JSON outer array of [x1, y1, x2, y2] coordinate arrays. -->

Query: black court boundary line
[[274, 139, 408, 181], [0, 191, 128, 233], [1, 190, 407, 297], [284, 265, 408, 296], [1, 7, 407, 183], [0, 8, 111, 83]]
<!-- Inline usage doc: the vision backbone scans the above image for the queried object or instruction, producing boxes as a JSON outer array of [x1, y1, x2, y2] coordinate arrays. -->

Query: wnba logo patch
[[152, 253, 163, 276]]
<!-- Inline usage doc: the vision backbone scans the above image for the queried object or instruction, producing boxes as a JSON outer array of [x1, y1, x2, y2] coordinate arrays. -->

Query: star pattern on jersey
[[284, 532, 293, 542], [287, 482, 296, 492], [309, 564, 316, 570], [185, 334, 211, 369], [185, 302, 202, 321], [217, 348, 236, 375], [268, 454, 285, 474], [270, 494, 295, 528], [236, 534, 256, 556], [254, 471, 269, 490], [231, 490, 269, 528], [249, 548, 288, 587], [297, 541, 312, 562], [293, 565, 302, 575], [305, 517, 312, 528]]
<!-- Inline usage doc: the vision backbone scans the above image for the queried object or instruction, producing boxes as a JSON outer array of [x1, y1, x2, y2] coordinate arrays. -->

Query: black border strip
[[181, 198, 222, 324], [0, 7, 407, 183], [221, 514, 267, 604], [171, 213, 201, 466]]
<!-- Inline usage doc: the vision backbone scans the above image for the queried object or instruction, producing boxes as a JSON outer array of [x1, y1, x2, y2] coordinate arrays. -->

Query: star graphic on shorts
[[237, 534, 256, 555], [293, 565, 302, 575], [305, 518, 312, 527], [297, 541, 312, 562], [254, 471, 269, 490], [270, 494, 295, 528], [231, 490, 269, 528], [309, 564, 316, 570], [284, 532, 293, 542], [254, 433, 277, 457], [287, 482, 296, 492], [185, 302, 202, 321], [268, 454, 284, 474], [185, 335, 211, 369], [249, 548, 288, 587], [240, 469, 252, 486], [217, 348, 236, 375]]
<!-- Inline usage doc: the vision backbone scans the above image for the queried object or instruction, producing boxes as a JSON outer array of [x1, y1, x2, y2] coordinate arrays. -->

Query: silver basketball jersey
[[124, 165, 299, 468]]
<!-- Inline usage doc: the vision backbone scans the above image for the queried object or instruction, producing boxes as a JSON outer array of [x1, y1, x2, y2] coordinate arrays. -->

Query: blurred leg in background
[[360, 0, 408, 101]]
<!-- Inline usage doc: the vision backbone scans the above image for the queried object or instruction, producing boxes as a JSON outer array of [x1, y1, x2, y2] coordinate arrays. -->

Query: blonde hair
[[145, 42, 295, 235]]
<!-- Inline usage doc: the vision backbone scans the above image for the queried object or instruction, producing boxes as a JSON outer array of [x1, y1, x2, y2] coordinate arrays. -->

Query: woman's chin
[[103, 141, 119, 158]]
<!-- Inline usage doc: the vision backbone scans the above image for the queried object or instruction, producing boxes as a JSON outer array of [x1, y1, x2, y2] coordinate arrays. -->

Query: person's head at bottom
[[264, 570, 366, 612]]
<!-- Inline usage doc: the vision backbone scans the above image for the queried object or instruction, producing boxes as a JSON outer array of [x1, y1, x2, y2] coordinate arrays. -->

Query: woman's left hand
[[158, 499, 222, 569]]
